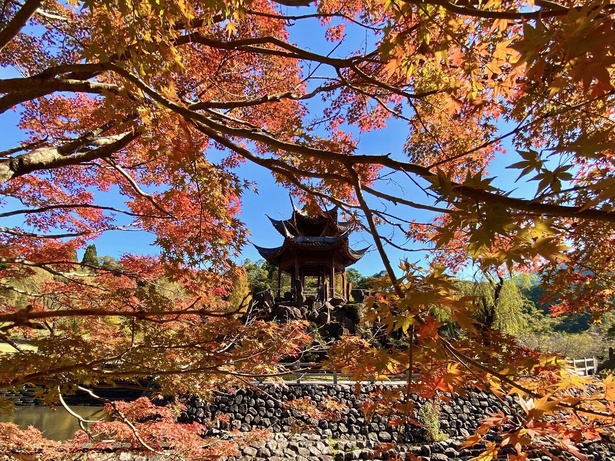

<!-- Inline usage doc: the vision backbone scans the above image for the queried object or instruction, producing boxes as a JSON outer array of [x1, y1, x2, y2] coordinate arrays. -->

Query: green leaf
[[507, 150, 543, 182]]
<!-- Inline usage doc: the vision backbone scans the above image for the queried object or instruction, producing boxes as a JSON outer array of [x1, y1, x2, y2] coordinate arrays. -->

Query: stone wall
[[181, 383, 512, 442], [2, 383, 614, 460], [202, 433, 615, 461], [180, 383, 615, 461]]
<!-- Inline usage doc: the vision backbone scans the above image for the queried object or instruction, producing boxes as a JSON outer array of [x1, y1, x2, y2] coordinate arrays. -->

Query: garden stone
[[242, 447, 258, 457]]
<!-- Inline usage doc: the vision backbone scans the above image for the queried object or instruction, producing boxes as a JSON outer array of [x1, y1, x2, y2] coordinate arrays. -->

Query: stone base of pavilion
[[247, 288, 363, 341]]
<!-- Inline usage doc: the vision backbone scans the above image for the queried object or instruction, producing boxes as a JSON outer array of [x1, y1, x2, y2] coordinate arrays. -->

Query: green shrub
[[342, 303, 362, 324], [419, 400, 448, 443]]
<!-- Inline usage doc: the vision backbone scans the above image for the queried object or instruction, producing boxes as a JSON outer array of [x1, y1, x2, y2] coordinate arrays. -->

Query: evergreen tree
[[81, 244, 99, 267], [346, 268, 368, 289], [244, 259, 276, 293]]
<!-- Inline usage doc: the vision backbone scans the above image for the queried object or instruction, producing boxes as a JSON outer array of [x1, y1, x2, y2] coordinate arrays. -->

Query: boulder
[[329, 297, 346, 306]]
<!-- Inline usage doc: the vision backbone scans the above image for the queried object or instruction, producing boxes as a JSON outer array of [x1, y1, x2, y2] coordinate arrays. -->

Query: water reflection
[[0, 406, 107, 441]]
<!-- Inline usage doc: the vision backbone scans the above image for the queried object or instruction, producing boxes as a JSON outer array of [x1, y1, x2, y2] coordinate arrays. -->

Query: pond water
[[0, 406, 108, 440]]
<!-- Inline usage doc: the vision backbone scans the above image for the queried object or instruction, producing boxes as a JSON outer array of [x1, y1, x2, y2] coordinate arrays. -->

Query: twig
[[76, 386, 163, 454], [57, 387, 98, 435]]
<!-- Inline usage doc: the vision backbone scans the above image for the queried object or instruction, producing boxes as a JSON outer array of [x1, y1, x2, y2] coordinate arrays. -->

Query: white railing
[[278, 362, 411, 385], [566, 357, 599, 376]]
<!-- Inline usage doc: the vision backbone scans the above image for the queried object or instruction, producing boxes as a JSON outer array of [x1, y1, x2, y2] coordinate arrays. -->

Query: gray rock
[[242, 446, 258, 457], [431, 454, 449, 461], [266, 440, 278, 451], [330, 297, 346, 306]]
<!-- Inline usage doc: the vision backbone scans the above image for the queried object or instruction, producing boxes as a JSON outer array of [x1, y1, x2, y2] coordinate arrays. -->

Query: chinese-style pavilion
[[254, 205, 368, 300]]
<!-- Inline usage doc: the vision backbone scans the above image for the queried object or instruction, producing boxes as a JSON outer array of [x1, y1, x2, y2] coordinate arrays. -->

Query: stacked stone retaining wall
[[181, 383, 511, 442], [2, 384, 614, 460], [180, 383, 615, 461]]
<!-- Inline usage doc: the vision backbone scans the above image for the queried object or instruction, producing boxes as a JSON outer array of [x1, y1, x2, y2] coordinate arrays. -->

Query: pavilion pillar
[[300, 266, 305, 290], [294, 260, 300, 298], [330, 262, 335, 298], [342, 270, 347, 299], [276, 266, 281, 298]]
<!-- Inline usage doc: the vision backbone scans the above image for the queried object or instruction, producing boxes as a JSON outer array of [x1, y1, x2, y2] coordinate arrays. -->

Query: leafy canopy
[[1, 0, 615, 456]]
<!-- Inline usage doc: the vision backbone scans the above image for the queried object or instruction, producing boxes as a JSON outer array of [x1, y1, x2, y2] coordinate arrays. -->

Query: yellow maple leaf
[[471, 441, 498, 461], [603, 374, 615, 401]]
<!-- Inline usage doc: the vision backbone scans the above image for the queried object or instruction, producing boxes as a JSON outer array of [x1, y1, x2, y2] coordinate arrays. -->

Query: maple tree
[[1, 0, 615, 457]]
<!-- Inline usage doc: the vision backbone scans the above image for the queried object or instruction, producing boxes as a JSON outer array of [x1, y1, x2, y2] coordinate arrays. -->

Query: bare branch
[[35, 9, 69, 21], [411, 0, 571, 20], [186, 82, 343, 110], [347, 164, 404, 297], [0, 139, 48, 158], [0, 331, 25, 353], [0, 203, 169, 220], [0, 305, 243, 327], [0, 222, 139, 239], [58, 387, 97, 435]]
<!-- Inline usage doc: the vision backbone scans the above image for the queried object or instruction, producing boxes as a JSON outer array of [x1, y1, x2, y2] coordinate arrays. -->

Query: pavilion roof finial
[[289, 194, 299, 213]]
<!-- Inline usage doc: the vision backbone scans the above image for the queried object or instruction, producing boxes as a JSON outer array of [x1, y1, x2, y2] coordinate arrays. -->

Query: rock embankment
[[181, 383, 513, 442], [181, 383, 615, 461], [222, 432, 615, 461]]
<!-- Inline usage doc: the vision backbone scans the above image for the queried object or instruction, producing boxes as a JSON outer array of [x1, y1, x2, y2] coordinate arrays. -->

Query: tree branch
[[107, 63, 615, 224], [412, 0, 571, 20], [104, 159, 175, 218], [0, 305, 241, 327], [0, 130, 139, 185], [0, 78, 121, 114], [0, 222, 138, 239], [0, 0, 43, 52], [0, 203, 169, 220], [76, 386, 163, 454], [186, 83, 343, 110]]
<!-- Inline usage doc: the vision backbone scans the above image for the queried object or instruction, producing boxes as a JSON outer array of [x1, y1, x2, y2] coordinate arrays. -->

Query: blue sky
[[0, 9, 526, 279], [0, 111, 409, 277], [0, 75, 408, 278], [0, 10, 428, 278]]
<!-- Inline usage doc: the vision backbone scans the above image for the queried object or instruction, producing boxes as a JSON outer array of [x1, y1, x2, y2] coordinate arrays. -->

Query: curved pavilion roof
[[254, 238, 369, 267], [255, 206, 368, 271], [267, 205, 353, 236]]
